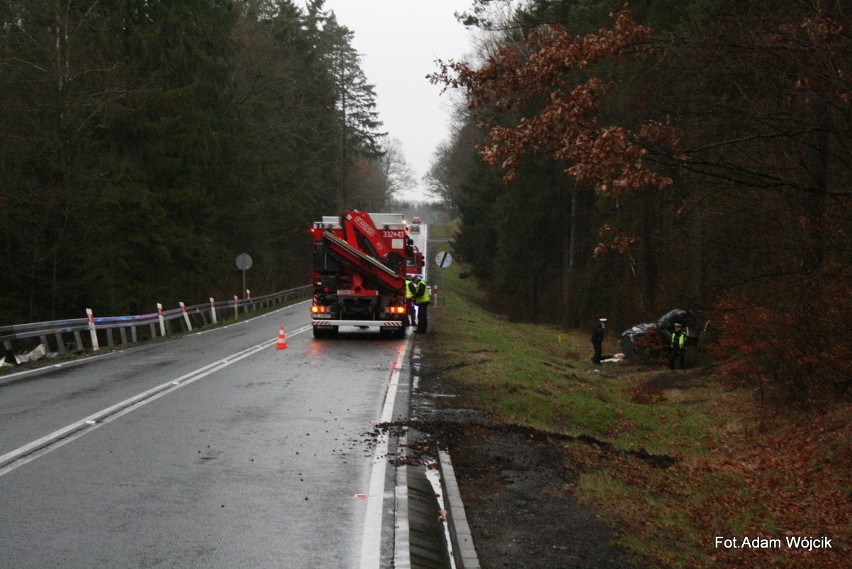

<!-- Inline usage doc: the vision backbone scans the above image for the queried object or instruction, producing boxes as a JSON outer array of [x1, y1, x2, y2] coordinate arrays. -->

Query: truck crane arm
[[321, 231, 405, 294], [340, 210, 390, 261]]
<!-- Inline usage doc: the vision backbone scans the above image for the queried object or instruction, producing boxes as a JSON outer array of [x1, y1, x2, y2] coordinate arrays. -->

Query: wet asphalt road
[[0, 302, 410, 568]]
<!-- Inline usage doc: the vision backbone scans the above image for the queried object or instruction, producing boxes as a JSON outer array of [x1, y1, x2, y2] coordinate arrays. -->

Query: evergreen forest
[[0, 0, 395, 323]]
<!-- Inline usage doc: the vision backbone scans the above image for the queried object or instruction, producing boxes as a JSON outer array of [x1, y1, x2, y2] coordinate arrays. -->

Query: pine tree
[[308, 1, 384, 207]]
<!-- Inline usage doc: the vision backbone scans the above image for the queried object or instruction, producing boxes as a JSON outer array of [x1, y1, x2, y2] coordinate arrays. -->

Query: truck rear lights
[[310, 305, 330, 314], [387, 306, 406, 315]]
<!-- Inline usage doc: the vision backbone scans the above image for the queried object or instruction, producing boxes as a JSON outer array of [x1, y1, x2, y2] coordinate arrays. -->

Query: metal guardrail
[[1, 285, 312, 361]]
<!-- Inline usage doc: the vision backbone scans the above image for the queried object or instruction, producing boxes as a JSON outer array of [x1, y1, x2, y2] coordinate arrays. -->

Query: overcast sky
[[316, 1, 478, 202]]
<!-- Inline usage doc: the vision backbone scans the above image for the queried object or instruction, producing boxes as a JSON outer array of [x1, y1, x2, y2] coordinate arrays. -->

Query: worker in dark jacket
[[669, 323, 687, 369], [591, 318, 606, 364], [411, 274, 430, 334]]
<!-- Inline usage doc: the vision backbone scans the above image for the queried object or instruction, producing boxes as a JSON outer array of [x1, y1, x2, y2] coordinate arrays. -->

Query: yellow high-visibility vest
[[414, 281, 431, 303]]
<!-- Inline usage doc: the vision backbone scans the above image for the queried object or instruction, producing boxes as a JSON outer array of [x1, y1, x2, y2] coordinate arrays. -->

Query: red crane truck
[[309, 211, 420, 338]]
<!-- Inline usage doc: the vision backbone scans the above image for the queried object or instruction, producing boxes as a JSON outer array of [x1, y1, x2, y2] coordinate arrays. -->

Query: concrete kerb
[[438, 449, 481, 569]]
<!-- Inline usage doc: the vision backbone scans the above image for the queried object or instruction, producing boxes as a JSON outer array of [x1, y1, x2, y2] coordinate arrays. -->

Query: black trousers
[[592, 340, 602, 364], [669, 349, 685, 369], [416, 302, 429, 333]]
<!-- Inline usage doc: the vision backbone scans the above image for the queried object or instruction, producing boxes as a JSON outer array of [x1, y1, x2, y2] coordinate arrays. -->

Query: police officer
[[404, 277, 416, 327], [411, 274, 430, 334], [669, 323, 687, 369], [591, 318, 606, 364]]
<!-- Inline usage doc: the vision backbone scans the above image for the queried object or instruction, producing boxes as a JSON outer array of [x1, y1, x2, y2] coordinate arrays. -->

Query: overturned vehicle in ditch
[[619, 309, 704, 361]]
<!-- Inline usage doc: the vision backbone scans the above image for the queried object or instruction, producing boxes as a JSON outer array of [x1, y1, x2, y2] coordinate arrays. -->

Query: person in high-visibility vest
[[411, 274, 431, 334], [404, 278, 416, 327], [669, 323, 687, 369]]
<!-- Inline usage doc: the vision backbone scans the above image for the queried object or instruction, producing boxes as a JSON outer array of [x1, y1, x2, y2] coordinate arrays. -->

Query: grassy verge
[[426, 252, 850, 569]]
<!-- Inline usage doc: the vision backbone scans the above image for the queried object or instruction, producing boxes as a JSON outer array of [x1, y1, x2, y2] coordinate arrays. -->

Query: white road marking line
[[359, 338, 409, 568], [0, 326, 310, 475]]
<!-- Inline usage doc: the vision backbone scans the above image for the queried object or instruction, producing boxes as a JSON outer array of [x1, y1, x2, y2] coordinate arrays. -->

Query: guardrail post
[[86, 308, 100, 351], [157, 303, 166, 337], [180, 302, 193, 332], [53, 332, 66, 355], [245, 290, 251, 314], [73, 331, 84, 351], [209, 298, 217, 325], [119, 327, 128, 345]]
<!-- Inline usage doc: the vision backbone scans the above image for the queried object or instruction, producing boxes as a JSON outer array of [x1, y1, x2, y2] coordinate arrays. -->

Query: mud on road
[[396, 349, 646, 569]]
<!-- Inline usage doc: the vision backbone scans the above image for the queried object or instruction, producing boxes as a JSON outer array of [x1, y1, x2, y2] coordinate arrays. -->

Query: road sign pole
[[442, 268, 446, 306], [236, 253, 253, 300], [434, 251, 453, 307]]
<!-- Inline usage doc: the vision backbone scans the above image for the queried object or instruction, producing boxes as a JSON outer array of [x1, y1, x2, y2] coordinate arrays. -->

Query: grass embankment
[[426, 249, 849, 569]]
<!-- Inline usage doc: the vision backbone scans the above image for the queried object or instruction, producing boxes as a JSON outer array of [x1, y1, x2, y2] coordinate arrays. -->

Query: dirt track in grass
[[400, 350, 645, 569]]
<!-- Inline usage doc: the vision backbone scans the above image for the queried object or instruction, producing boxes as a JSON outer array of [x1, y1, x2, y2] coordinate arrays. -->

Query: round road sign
[[235, 253, 253, 271], [435, 251, 453, 268]]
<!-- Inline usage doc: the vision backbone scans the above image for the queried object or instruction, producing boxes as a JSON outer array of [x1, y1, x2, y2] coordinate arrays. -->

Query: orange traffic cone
[[276, 326, 288, 350]]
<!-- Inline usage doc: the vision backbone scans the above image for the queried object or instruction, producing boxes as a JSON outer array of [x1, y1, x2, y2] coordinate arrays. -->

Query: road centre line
[[0, 326, 311, 476]]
